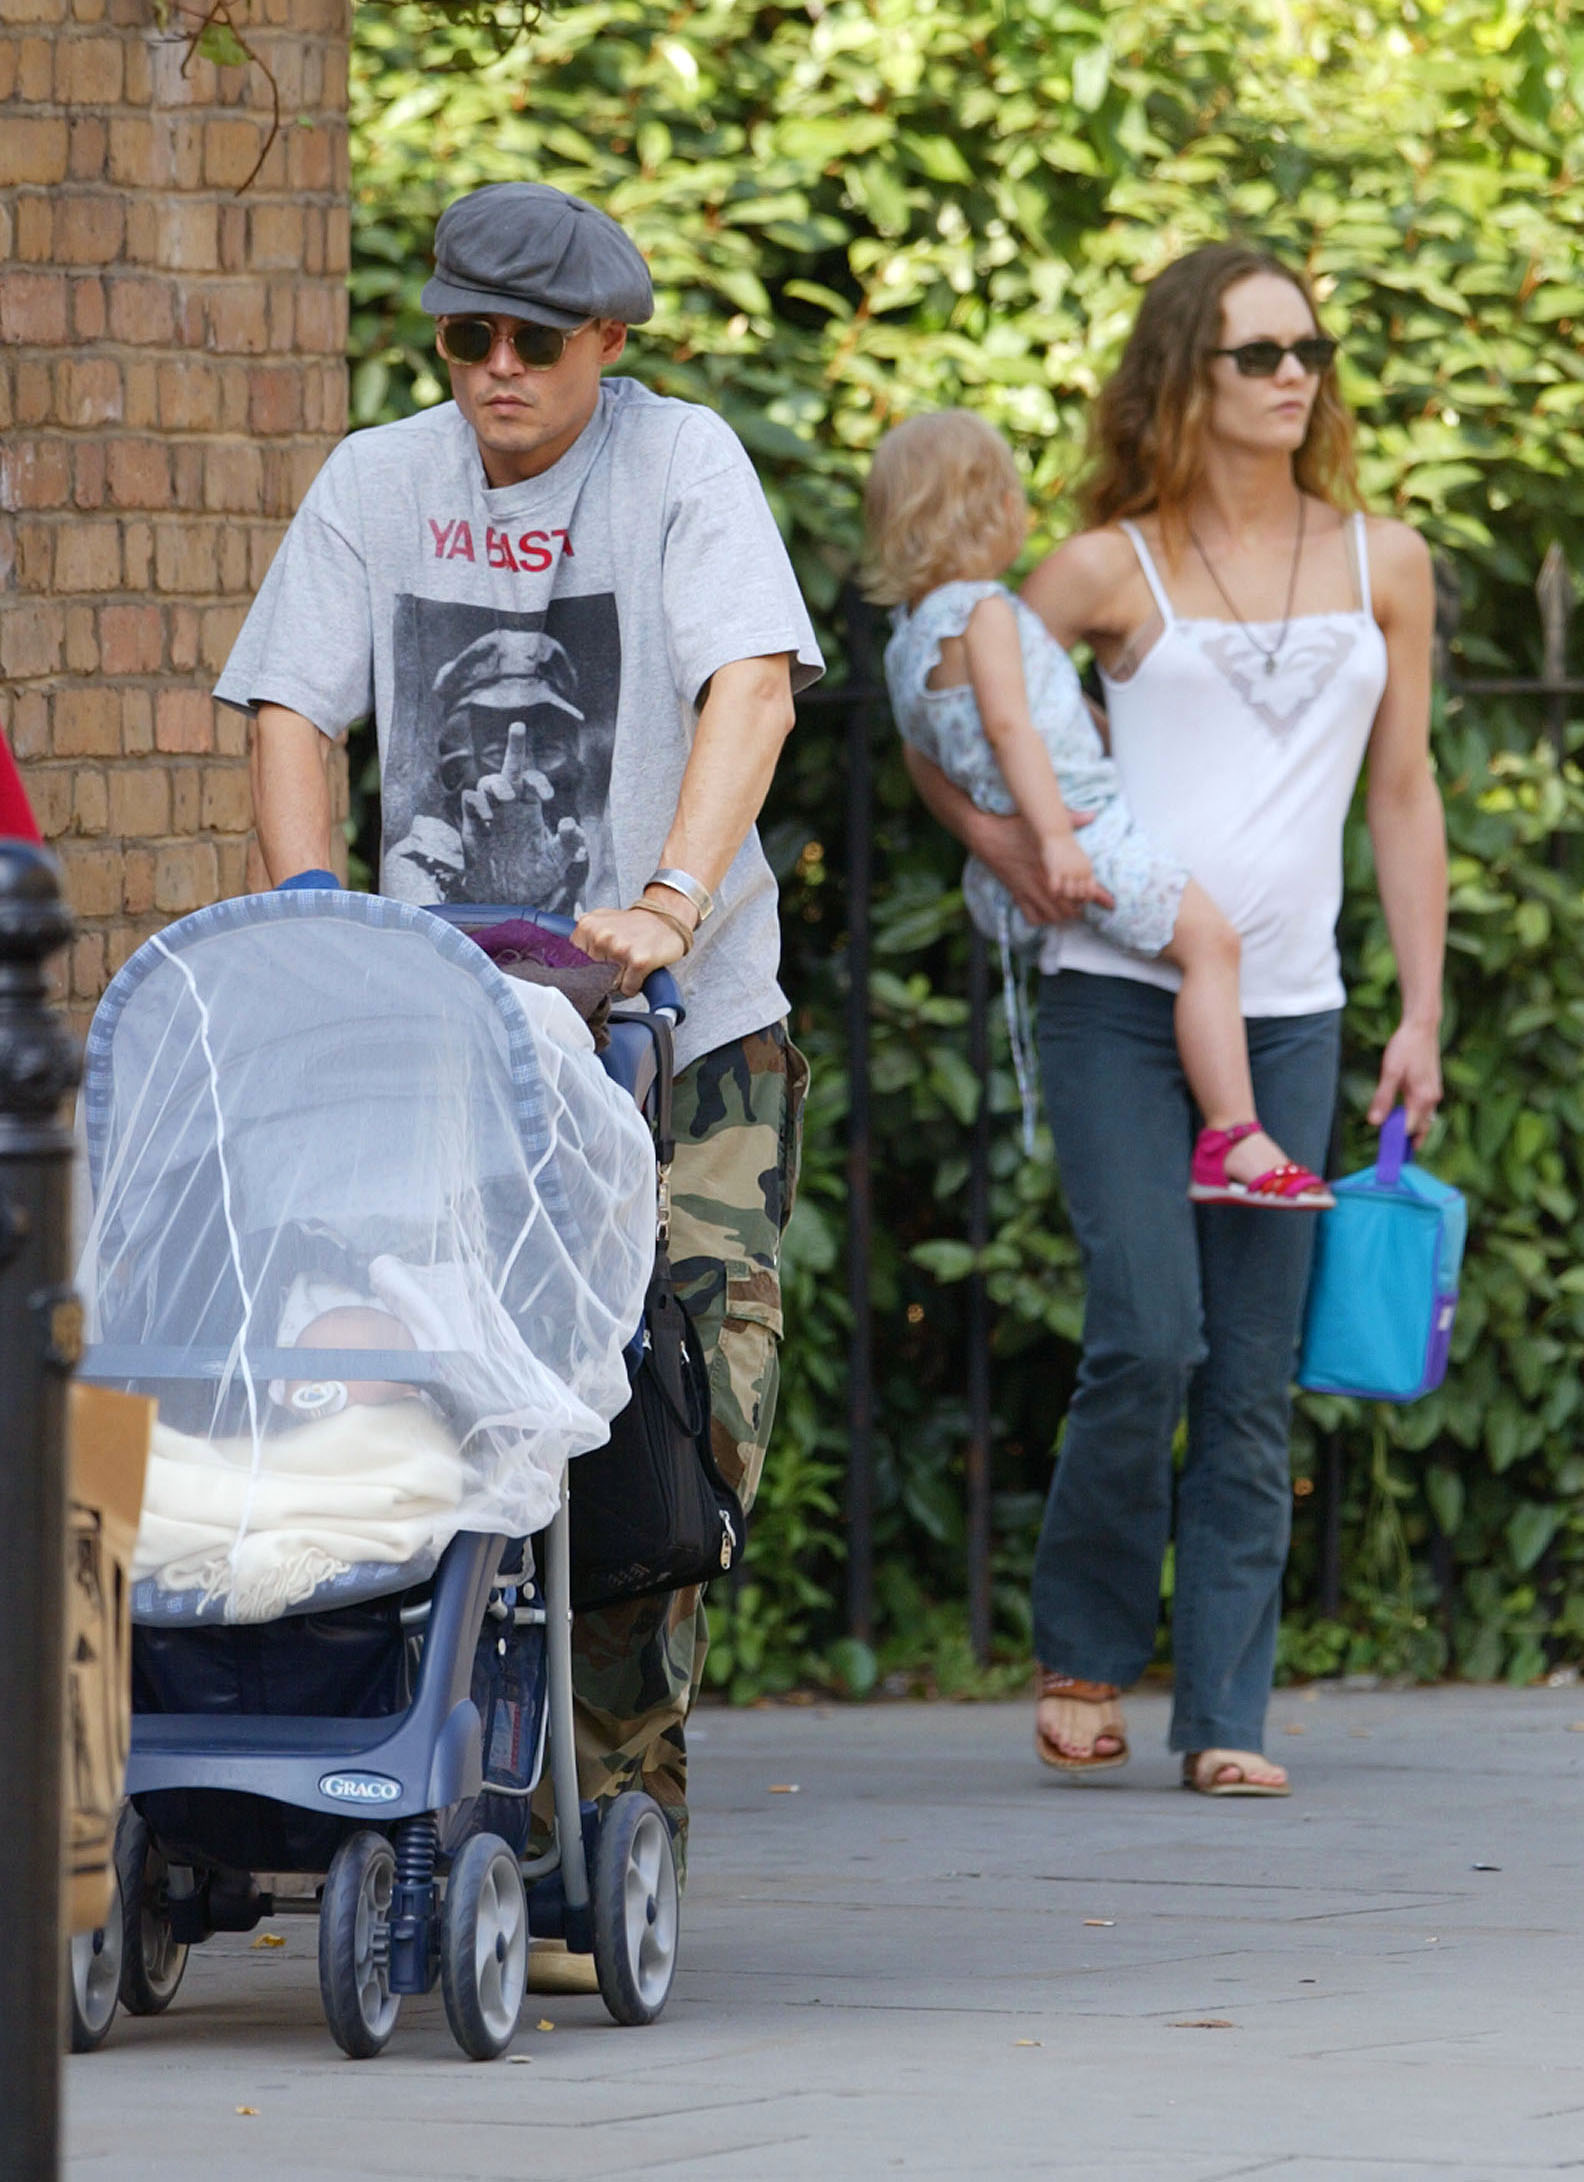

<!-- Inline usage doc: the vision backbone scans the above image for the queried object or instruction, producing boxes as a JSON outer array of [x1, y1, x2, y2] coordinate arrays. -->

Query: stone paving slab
[[63, 1685, 1584, 2179]]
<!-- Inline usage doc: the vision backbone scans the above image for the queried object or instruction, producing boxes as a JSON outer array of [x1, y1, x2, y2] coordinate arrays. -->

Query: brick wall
[[0, 0, 350, 1023]]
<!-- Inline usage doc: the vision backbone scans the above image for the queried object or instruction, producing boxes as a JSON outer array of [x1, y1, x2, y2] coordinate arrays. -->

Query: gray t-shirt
[[215, 377, 823, 1068]]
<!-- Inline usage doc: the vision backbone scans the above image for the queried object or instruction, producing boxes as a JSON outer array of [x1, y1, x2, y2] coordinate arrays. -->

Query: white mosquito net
[[76, 893, 656, 1624]]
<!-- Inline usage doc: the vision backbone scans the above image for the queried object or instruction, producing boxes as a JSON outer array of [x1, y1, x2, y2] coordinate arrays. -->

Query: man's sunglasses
[[1211, 336, 1339, 378], [435, 316, 592, 370]]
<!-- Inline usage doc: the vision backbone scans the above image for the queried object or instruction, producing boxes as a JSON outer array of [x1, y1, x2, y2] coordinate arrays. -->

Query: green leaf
[[902, 1466, 960, 1546], [1070, 44, 1110, 112], [1425, 1465, 1464, 1537], [1487, 1407, 1524, 1474], [928, 1048, 983, 1127], [900, 132, 975, 185], [782, 1197, 838, 1278], [1506, 1502, 1561, 1573], [826, 1637, 878, 1697], [196, 18, 250, 68], [351, 356, 395, 427]]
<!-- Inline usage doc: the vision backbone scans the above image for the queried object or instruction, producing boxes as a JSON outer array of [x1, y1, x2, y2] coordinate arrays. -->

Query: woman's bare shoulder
[[1358, 513, 1433, 618], [1360, 512, 1432, 579], [1022, 525, 1140, 627]]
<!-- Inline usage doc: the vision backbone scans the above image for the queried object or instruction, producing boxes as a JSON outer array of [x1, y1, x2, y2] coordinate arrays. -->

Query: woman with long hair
[[905, 243, 1446, 1794]]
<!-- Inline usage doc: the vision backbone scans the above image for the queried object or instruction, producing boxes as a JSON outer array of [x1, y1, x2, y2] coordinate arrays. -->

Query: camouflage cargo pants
[[535, 1021, 807, 1881]]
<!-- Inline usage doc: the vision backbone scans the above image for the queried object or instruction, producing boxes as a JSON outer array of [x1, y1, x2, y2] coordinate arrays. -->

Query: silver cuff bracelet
[[646, 867, 715, 923]]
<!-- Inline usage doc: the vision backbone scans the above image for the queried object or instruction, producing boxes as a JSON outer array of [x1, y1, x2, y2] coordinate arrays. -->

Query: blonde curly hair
[[862, 410, 1028, 607]]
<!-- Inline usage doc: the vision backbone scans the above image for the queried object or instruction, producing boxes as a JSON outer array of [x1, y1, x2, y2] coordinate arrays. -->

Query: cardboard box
[[65, 1383, 154, 1937]]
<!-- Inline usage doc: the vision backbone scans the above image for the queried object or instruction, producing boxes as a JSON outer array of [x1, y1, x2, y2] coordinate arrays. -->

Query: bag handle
[[606, 1005, 675, 1241], [1376, 1105, 1411, 1188]]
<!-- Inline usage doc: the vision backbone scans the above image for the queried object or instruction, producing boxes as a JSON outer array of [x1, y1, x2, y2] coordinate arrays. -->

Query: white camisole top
[[1042, 512, 1389, 1016]]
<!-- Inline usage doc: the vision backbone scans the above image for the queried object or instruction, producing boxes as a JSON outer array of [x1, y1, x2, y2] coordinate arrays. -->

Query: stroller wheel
[[440, 1833, 528, 2060], [319, 1830, 400, 2058], [68, 1867, 124, 2053], [114, 1807, 189, 2017], [591, 1791, 678, 2026]]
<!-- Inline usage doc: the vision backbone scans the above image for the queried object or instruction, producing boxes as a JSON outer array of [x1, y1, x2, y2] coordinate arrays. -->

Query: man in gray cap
[[216, 181, 822, 1882]]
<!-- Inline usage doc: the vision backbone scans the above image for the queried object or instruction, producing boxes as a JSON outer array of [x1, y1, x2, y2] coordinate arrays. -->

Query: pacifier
[[284, 1379, 348, 1419]]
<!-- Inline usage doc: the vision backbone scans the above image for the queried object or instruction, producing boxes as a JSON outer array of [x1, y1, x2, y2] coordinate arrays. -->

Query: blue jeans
[[1032, 972, 1341, 1754]]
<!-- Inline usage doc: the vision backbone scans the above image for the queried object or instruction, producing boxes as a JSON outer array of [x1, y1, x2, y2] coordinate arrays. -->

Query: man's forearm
[[1368, 774, 1447, 1027], [650, 655, 795, 900], [252, 703, 336, 884], [571, 655, 795, 992]]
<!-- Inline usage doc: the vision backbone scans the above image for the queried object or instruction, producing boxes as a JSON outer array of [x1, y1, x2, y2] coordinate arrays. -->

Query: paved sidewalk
[[66, 1685, 1584, 2180]]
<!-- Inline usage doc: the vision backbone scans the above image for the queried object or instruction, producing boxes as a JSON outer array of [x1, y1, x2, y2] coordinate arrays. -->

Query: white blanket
[[133, 1401, 463, 1622]]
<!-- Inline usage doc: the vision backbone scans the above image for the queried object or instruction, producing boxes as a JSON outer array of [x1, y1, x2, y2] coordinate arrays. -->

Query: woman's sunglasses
[[435, 316, 592, 371], [1211, 337, 1339, 378]]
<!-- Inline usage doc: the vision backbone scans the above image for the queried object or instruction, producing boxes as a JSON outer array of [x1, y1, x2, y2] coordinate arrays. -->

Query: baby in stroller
[[70, 888, 682, 2060]]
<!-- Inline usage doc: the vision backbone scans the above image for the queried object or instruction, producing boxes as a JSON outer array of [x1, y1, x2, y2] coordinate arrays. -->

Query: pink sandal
[[1189, 1121, 1334, 1211]]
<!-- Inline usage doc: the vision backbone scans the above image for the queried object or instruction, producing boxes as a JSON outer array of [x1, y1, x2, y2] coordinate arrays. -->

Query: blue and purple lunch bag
[[1297, 1108, 1466, 1403]]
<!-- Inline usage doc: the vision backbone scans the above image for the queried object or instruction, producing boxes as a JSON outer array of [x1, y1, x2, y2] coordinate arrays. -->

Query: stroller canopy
[[78, 891, 656, 1622]]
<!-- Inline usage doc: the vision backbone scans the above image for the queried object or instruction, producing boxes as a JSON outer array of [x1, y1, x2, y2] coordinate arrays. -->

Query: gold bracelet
[[628, 899, 694, 955]]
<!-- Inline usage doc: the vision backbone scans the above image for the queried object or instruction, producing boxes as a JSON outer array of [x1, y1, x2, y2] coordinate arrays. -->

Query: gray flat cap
[[420, 182, 654, 328]]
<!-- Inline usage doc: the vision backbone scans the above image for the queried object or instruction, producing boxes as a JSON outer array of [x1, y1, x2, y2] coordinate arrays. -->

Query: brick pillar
[[0, 0, 350, 1026]]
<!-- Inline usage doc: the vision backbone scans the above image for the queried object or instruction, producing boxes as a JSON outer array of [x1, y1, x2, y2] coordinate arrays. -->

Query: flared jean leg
[[1031, 974, 1206, 1685], [1168, 1008, 1340, 1754]]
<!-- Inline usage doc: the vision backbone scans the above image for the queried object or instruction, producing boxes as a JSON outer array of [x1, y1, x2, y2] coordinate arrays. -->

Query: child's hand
[[1040, 834, 1114, 911]]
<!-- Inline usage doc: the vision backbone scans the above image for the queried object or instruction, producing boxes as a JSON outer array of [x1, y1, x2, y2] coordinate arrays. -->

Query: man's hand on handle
[[574, 897, 692, 996]]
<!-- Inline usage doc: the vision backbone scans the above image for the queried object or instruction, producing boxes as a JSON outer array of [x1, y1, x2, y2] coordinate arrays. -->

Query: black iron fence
[[0, 845, 79, 2180], [811, 551, 1580, 1658]]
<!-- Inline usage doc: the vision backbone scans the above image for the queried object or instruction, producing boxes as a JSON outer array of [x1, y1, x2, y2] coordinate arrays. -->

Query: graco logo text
[[319, 1771, 402, 1805]]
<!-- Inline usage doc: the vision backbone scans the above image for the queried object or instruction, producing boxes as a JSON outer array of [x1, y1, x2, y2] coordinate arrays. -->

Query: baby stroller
[[69, 888, 682, 2061]]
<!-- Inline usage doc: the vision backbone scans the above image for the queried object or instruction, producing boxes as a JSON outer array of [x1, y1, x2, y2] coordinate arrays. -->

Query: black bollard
[[0, 841, 80, 2182]]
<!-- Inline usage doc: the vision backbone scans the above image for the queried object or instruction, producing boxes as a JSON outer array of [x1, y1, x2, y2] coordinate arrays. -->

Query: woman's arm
[[1363, 522, 1446, 1140], [903, 746, 1095, 926]]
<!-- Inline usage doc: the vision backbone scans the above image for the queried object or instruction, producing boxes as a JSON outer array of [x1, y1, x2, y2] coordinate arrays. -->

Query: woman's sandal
[[1182, 1748, 1292, 1798], [1188, 1121, 1334, 1211], [1035, 1672, 1129, 1774]]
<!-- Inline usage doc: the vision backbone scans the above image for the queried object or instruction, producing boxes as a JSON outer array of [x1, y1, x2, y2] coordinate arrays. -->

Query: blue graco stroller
[[69, 888, 683, 2060]]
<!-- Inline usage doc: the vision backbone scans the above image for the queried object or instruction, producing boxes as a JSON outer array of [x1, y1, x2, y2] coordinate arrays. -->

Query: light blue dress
[[885, 579, 1188, 959]]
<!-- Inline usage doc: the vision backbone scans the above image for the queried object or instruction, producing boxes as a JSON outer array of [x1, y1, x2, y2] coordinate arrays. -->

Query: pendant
[[1264, 654, 1277, 676]]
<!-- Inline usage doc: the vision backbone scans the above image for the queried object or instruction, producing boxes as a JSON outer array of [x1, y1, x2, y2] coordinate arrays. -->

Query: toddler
[[865, 410, 1331, 1209]]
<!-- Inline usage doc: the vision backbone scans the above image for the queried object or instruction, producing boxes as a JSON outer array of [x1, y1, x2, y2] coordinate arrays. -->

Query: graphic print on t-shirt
[[383, 592, 621, 916]]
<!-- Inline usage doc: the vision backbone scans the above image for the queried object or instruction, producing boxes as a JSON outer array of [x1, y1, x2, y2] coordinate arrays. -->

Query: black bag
[[566, 1012, 746, 1611]]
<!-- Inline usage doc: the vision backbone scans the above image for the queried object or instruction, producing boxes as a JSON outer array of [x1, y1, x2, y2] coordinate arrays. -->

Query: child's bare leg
[[1161, 885, 1293, 1188]]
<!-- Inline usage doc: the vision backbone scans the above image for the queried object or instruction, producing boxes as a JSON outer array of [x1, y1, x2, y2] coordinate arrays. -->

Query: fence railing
[[1438, 545, 1581, 745], [0, 844, 79, 2180], [812, 552, 1579, 1658]]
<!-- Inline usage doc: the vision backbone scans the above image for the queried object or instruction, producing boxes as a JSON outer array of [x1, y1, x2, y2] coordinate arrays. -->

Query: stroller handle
[[272, 877, 685, 1022], [428, 903, 685, 1024]]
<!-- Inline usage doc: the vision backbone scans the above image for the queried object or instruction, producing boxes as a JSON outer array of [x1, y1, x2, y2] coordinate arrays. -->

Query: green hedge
[[348, 0, 1584, 1694]]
